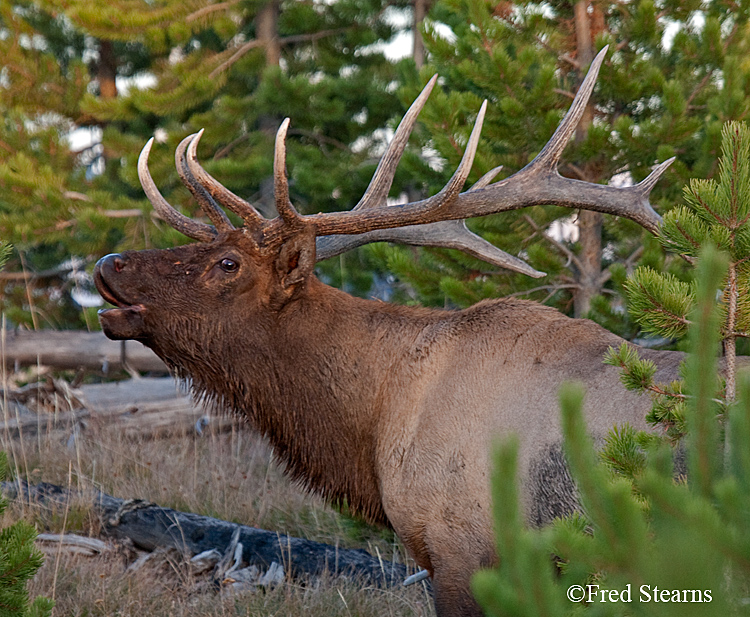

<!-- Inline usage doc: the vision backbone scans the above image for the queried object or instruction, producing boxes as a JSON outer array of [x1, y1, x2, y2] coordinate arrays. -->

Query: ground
[[2, 412, 434, 616]]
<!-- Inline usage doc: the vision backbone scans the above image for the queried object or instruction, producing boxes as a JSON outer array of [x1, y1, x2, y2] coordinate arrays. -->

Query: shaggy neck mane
[[160, 278, 442, 526]]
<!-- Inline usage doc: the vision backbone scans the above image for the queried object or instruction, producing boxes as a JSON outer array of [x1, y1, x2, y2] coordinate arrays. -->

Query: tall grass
[[1, 416, 434, 616]]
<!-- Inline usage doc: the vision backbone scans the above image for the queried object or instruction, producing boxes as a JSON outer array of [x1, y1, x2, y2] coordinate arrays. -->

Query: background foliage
[[1, 0, 749, 342]]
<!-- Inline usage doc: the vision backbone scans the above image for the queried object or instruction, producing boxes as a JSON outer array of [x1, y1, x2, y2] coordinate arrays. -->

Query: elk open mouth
[[94, 263, 148, 340], [94, 269, 126, 308]]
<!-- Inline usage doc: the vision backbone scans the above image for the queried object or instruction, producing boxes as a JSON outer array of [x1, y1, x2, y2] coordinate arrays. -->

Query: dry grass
[[27, 550, 434, 617], [1, 416, 435, 616]]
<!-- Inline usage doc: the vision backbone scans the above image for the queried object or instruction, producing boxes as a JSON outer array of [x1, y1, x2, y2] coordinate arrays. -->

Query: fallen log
[[1, 378, 231, 440], [1, 330, 167, 373], [2, 480, 411, 587]]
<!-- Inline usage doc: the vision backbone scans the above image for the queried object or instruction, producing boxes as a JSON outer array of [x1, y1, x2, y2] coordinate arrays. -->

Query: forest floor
[[1, 385, 435, 617]]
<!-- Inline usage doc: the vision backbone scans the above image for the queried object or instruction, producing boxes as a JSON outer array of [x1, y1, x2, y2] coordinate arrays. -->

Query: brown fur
[[95, 228, 684, 617]]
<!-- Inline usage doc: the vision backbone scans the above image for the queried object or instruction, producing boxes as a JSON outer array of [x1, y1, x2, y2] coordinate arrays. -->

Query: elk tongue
[[98, 305, 146, 340]]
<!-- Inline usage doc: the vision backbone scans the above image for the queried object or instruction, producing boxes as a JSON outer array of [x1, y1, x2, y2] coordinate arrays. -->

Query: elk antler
[[139, 46, 672, 277], [185, 131, 265, 230], [303, 47, 670, 237], [138, 138, 217, 243], [175, 134, 234, 233], [314, 47, 670, 273]]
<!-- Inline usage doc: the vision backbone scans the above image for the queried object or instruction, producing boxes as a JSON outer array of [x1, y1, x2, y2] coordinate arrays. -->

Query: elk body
[[95, 50, 682, 617]]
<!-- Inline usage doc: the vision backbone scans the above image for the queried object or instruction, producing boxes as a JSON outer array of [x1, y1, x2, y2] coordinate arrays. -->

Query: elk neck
[[180, 277, 442, 526]]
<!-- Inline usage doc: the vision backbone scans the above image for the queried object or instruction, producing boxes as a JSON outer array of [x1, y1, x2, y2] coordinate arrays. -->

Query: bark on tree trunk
[[571, 0, 602, 318], [97, 40, 117, 99], [257, 1, 281, 68], [256, 1, 282, 217], [412, 0, 430, 69], [574, 209, 603, 317]]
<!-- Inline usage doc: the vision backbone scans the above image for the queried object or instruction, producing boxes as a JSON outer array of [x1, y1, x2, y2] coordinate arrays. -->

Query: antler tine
[[185, 130, 265, 230], [425, 100, 488, 215], [138, 138, 217, 243], [354, 75, 438, 211], [316, 219, 545, 278], [637, 157, 675, 196], [274, 118, 302, 224], [468, 165, 503, 192], [526, 45, 608, 173], [396, 220, 545, 277], [176, 134, 235, 233]]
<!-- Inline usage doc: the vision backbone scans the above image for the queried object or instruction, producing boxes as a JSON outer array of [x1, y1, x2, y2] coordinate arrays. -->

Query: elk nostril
[[96, 253, 127, 276]]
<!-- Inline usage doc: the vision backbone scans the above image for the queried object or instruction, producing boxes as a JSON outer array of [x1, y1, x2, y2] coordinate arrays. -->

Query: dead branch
[[523, 214, 583, 271], [208, 28, 351, 79], [0, 262, 92, 281], [35, 533, 112, 556]]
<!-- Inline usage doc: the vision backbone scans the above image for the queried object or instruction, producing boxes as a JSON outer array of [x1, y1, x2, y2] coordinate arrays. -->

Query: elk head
[[95, 47, 670, 356]]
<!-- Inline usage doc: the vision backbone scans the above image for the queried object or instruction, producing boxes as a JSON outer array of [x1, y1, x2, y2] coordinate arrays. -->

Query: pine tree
[[0, 452, 53, 617], [473, 244, 750, 617], [606, 122, 750, 446], [376, 0, 750, 327]]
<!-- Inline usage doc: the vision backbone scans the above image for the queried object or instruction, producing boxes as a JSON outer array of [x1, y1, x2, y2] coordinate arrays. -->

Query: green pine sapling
[[0, 451, 52, 617], [605, 121, 750, 455], [0, 241, 51, 617]]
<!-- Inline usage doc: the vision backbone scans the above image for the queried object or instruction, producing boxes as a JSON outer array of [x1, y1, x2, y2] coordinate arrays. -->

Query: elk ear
[[269, 229, 316, 309]]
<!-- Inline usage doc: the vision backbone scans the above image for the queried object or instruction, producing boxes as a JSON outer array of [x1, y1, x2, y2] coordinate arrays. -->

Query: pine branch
[[208, 28, 352, 79], [186, 0, 241, 23], [523, 215, 583, 272]]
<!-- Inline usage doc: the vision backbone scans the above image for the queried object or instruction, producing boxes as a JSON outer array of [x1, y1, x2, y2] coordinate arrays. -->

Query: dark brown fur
[[95, 228, 684, 617]]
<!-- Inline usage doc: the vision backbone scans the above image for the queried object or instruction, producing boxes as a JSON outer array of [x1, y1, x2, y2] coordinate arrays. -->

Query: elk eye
[[219, 258, 238, 273]]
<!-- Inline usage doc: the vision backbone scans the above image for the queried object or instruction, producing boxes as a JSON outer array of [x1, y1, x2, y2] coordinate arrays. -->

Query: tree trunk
[[257, 1, 281, 68], [256, 1, 282, 217], [572, 0, 602, 318], [412, 0, 430, 69], [574, 210, 603, 317], [97, 40, 117, 99]]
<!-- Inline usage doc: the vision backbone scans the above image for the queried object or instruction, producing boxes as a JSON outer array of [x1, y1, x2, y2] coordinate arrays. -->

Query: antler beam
[[306, 46, 669, 239], [139, 46, 671, 278]]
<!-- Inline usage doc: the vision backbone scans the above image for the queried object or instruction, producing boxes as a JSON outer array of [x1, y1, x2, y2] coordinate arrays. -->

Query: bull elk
[[94, 49, 685, 616]]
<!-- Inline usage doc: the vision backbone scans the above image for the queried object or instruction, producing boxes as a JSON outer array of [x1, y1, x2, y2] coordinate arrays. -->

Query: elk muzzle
[[94, 253, 147, 340]]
